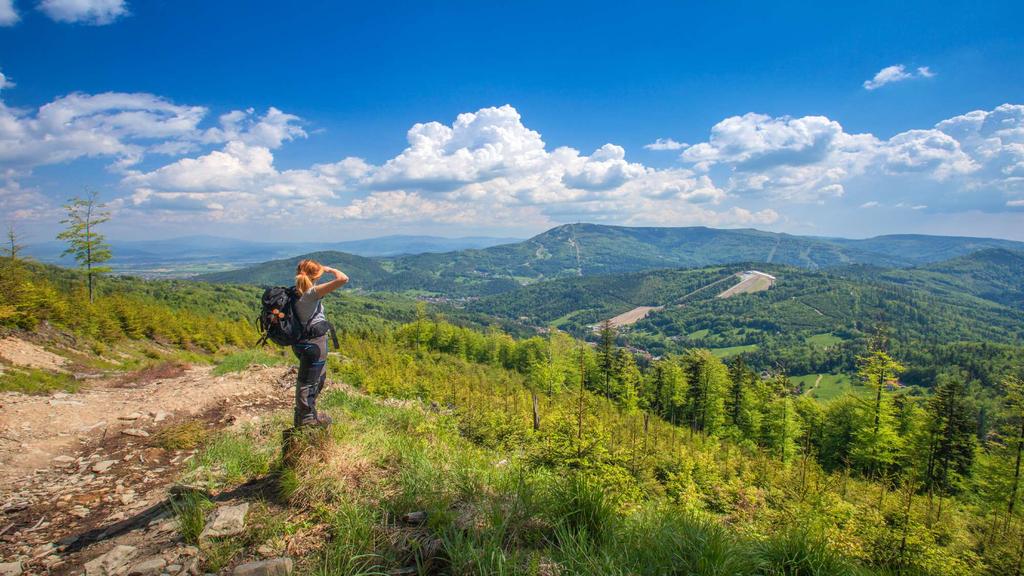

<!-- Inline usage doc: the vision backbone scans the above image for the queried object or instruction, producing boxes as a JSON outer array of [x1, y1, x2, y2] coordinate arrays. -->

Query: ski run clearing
[[718, 270, 776, 298], [605, 305, 664, 329], [594, 270, 776, 331]]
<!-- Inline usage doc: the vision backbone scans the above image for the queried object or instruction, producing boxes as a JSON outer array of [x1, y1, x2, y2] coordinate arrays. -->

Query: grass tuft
[[0, 367, 79, 394], [212, 349, 285, 376], [550, 473, 617, 545], [169, 489, 213, 545], [153, 420, 211, 450], [186, 432, 276, 487], [755, 529, 866, 576]]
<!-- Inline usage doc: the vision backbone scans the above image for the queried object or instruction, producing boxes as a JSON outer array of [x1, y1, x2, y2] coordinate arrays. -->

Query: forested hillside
[[872, 249, 1024, 309], [467, 253, 1023, 358], [826, 234, 1024, 265], [196, 224, 1024, 294]]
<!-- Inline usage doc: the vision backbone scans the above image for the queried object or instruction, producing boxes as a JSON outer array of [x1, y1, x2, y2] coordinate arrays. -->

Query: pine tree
[[680, 349, 728, 435], [725, 355, 759, 438], [921, 373, 976, 495], [852, 348, 905, 476], [759, 373, 801, 463], [57, 190, 112, 303], [642, 357, 685, 423], [597, 319, 617, 396], [819, 395, 864, 472], [1003, 376, 1024, 519], [3, 222, 24, 261], [613, 348, 641, 410]]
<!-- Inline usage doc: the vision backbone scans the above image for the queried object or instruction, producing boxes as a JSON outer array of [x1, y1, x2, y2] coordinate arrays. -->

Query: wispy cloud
[[0, 70, 14, 91], [644, 138, 687, 151], [0, 0, 17, 25], [863, 64, 936, 90]]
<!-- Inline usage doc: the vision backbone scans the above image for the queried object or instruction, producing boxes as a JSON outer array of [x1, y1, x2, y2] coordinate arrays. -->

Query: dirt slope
[[0, 361, 296, 574]]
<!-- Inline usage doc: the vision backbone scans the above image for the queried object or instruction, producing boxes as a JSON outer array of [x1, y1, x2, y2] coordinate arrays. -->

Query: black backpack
[[256, 286, 306, 346], [256, 286, 339, 348]]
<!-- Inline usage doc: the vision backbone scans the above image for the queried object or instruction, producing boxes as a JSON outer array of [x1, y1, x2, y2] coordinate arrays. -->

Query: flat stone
[[92, 460, 117, 473], [120, 412, 143, 421], [200, 503, 249, 539], [122, 429, 150, 438], [179, 557, 199, 575], [232, 558, 292, 576], [166, 565, 182, 574], [152, 411, 169, 423], [1, 501, 29, 514], [0, 561, 22, 576], [31, 543, 55, 558], [52, 455, 76, 464], [128, 557, 167, 576], [84, 545, 137, 576], [401, 511, 427, 525]]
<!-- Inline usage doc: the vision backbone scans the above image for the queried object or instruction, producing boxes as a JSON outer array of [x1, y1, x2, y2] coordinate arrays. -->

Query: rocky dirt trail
[[0, 350, 296, 576]]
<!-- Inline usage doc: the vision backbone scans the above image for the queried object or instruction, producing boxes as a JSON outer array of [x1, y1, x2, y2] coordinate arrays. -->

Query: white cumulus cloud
[[0, 91, 302, 172], [115, 104, 746, 227], [680, 112, 878, 201], [7, 91, 1024, 232], [679, 103, 1024, 211], [38, 0, 127, 24]]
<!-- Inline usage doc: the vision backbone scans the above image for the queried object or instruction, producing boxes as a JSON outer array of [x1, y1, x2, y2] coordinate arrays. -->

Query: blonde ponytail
[[295, 259, 324, 293]]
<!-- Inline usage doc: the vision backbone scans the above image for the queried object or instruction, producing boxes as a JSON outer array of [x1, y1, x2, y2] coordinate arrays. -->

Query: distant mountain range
[[24, 234, 523, 268], [195, 224, 1024, 294]]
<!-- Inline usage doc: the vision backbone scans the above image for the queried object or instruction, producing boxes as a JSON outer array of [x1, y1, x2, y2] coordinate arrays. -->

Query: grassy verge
[[213, 349, 287, 376], [0, 367, 80, 394], [181, 388, 880, 576]]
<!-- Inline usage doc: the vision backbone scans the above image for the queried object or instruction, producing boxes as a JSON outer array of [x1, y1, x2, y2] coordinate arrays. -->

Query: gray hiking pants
[[291, 335, 328, 426]]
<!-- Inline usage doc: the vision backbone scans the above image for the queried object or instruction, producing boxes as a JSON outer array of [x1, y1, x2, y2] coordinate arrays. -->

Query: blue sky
[[1, 0, 1023, 242]]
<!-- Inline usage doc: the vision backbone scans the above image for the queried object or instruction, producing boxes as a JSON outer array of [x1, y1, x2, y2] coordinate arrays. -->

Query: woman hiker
[[292, 259, 348, 427]]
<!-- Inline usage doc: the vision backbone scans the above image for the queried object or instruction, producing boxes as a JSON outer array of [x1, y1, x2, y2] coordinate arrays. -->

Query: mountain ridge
[[195, 223, 1024, 292]]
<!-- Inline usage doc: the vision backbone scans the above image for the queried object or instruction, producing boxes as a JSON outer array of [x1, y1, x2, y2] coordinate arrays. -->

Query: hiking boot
[[300, 411, 333, 428]]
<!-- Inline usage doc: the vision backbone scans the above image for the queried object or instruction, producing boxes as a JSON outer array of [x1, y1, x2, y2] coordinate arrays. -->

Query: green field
[[792, 373, 865, 402], [550, 308, 589, 328], [709, 343, 758, 358], [806, 332, 844, 347]]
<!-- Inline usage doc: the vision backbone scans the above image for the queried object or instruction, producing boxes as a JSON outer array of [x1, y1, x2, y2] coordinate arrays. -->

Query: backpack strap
[[328, 321, 339, 349], [255, 312, 270, 347]]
